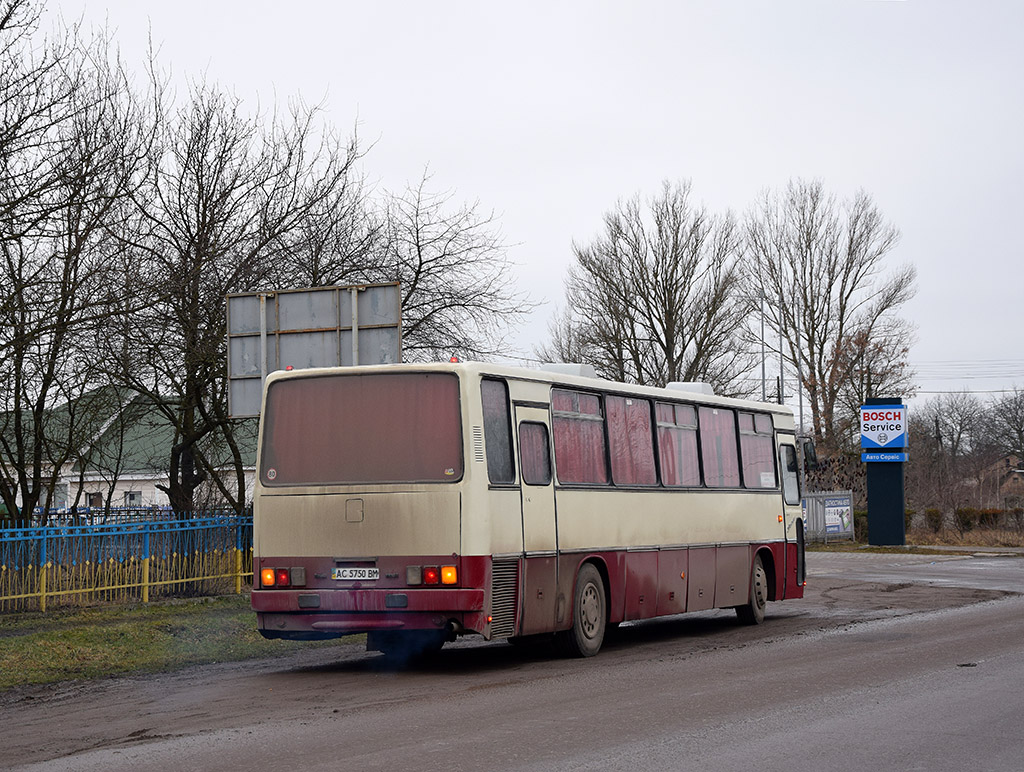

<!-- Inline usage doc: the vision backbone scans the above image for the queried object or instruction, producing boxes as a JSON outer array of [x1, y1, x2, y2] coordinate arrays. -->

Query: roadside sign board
[[226, 283, 402, 418], [860, 404, 907, 449], [824, 495, 852, 534], [862, 399, 907, 545], [861, 451, 908, 463]]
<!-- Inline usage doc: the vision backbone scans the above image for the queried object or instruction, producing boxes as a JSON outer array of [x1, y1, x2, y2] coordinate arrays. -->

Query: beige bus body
[[252, 362, 805, 657]]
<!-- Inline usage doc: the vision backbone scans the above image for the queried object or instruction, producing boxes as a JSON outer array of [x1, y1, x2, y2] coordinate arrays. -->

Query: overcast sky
[[51, 0, 1024, 406]]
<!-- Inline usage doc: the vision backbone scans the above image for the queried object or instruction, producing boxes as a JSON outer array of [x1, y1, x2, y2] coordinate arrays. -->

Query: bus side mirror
[[801, 439, 818, 471]]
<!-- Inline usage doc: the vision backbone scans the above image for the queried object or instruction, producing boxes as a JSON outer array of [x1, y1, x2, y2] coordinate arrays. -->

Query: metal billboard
[[226, 283, 402, 417]]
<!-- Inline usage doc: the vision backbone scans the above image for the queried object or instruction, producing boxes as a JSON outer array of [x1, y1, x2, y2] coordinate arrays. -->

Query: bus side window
[[519, 422, 552, 486], [698, 406, 740, 488], [606, 395, 656, 486], [656, 402, 701, 487], [781, 445, 800, 505], [481, 379, 515, 484], [739, 412, 777, 489], [551, 389, 608, 485]]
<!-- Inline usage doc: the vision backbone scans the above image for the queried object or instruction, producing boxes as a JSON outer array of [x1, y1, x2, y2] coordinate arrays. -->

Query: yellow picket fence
[[0, 516, 253, 612]]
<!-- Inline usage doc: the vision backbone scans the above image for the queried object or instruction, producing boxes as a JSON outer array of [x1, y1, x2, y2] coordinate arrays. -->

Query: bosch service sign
[[860, 405, 908, 462]]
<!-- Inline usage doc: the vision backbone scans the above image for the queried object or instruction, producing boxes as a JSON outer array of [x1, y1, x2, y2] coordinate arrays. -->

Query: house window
[[87, 492, 103, 508], [124, 491, 143, 507]]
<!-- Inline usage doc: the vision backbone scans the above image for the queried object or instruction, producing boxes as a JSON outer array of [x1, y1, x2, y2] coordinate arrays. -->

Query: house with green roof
[[2, 387, 257, 517]]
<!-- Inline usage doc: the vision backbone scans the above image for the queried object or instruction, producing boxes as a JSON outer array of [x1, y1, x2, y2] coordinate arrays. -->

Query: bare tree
[[371, 170, 531, 361], [104, 78, 365, 514], [744, 179, 916, 447], [904, 391, 1001, 521], [540, 180, 750, 393], [2, 9, 534, 521], [273, 161, 382, 288], [835, 320, 915, 431], [990, 388, 1024, 458], [0, 0, 70, 238], [0, 10, 149, 524], [538, 305, 593, 369]]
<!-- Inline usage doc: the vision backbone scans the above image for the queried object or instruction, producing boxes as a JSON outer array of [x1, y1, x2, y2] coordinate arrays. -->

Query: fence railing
[[0, 514, 253, 612], [13, 506, 240, 528]]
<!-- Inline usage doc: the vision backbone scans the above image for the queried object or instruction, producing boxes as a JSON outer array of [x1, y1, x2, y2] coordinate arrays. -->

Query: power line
[[911, 358, 1024, 381], [915, 375, 1024, 381], [916, 388, 1021, 395], [913, 358, 1024, 364]]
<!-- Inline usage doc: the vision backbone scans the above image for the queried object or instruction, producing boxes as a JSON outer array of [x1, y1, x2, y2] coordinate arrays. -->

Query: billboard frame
[[226, 282, 402, 418]]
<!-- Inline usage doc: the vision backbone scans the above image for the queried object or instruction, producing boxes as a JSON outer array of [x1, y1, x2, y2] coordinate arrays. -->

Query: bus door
[[514, 406, 559, 635], [778, 441, 805, 595]]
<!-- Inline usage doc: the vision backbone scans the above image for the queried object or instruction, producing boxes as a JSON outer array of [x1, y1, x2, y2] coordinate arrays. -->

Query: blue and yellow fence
[[0, 515, 253, 612]]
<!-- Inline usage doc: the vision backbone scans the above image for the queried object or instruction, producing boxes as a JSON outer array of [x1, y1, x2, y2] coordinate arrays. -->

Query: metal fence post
[[234, 519, 243, 595], [142, 526, 151, 603], [38, 530, 47, 613]]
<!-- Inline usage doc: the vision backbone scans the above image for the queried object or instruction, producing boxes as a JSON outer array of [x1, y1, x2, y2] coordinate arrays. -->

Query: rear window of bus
[[260, 372, 463, 486]]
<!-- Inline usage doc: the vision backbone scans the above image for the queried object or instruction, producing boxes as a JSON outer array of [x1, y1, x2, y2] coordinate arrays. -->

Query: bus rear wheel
[[736, 555, 767, 625], [559, 563, 606, 657]]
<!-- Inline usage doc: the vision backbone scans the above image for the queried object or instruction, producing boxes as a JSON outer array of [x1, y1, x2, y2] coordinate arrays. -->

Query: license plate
[[332, 567, 379, 581]]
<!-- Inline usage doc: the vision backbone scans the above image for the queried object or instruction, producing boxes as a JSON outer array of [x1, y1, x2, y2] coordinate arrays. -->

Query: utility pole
[[759, 293, 766, 402]]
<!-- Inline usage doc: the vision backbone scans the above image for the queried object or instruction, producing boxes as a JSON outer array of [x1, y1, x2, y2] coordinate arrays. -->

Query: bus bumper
[[253, 587, 486, 639]]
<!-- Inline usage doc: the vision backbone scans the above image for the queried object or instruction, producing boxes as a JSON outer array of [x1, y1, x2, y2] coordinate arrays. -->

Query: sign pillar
[[861, 398, 908, 546]]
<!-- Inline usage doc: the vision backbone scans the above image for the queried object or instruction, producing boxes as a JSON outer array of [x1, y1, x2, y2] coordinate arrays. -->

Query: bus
[[252, 361, 807, 658]]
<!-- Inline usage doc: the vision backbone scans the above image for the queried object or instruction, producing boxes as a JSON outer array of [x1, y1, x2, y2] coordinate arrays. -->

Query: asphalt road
[[5, 550, 1024, 772]]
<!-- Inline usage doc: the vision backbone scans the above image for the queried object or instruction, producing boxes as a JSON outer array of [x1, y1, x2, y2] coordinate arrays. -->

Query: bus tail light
[[260, 567, 306, 588], [406, 564, 458, 585]]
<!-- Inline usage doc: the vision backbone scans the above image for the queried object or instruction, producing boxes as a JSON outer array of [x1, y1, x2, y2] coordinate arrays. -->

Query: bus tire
[[559, 563, 606, 657], [736, 555, 767, 625]]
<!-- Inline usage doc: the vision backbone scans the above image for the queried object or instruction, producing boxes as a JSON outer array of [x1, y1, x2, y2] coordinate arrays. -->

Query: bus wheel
[[736, 555, 767, 625], [560, 563, 606, 657]]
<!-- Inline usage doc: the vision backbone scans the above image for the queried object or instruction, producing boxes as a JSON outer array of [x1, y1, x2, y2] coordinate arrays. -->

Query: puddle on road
[[810, 580, 1013, 619]]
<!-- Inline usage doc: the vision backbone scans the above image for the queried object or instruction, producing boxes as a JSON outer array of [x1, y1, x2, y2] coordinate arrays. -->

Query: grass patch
[[808, 526, 1024, 555], [906, 528, 1024, 549], [808, 542, 973, 556], [0, 594, 353, 691]]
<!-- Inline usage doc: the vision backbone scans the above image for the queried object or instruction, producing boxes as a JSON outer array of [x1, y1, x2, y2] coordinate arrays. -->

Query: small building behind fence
[[2, 387, 257, 522]]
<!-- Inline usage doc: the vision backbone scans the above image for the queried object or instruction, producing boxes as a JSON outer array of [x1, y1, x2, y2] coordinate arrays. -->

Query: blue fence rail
[[12, 506, 231, 528], [0, 514, 254, 612]]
